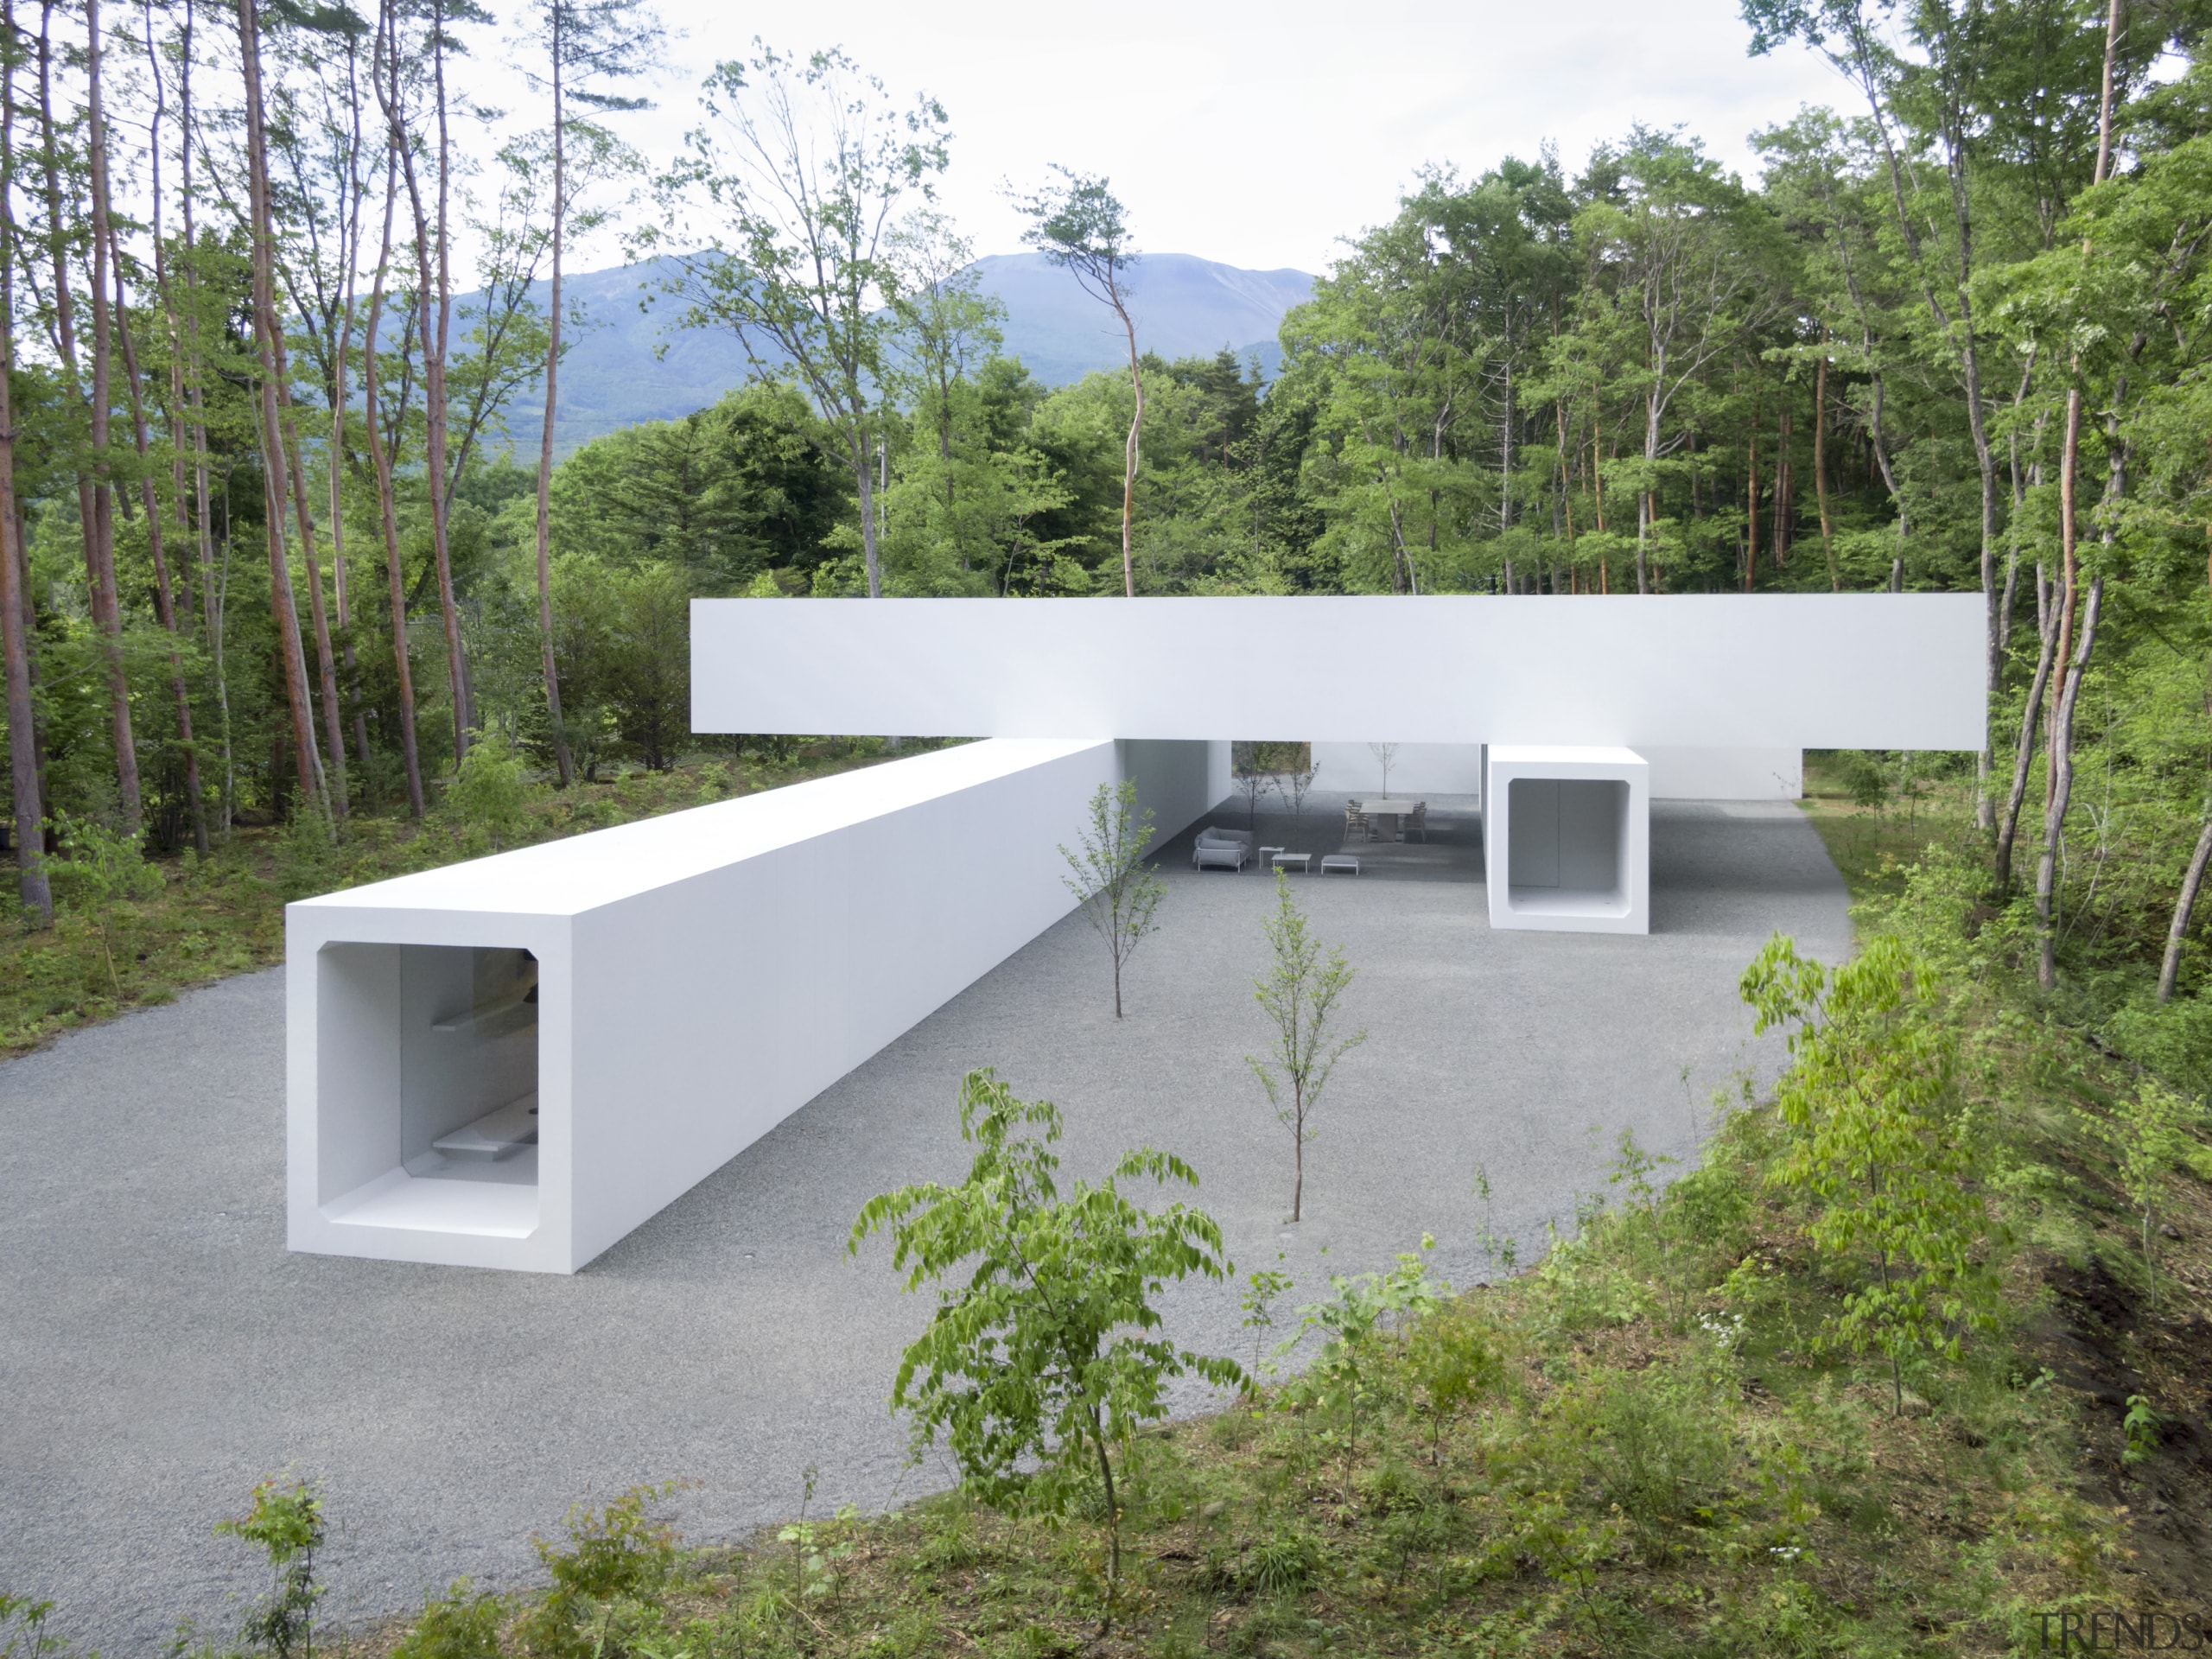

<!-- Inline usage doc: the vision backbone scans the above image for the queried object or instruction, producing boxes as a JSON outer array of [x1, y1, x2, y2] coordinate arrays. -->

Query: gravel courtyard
[[0, 796, 1850, 1653]]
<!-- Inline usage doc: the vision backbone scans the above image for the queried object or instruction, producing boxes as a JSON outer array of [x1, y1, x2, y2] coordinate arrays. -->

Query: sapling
[[2084, 1080, 2198, 1309], [49, 812, 163, 995], [849, 1069, 1241, 1626], [1240, 1254, 1294, 1384], [1742, 932, 1999, 1414], [1249, 871, 1366, 1222], [1058, 779, 1165, 1018], [1367, 742, 1399, 796], [217, 1478, 325, 1659]]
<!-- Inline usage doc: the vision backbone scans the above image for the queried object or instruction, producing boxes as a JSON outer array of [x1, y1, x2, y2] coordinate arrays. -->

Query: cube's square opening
[[315, 942, 542, 1238], [1506, 778, 1630, 916]]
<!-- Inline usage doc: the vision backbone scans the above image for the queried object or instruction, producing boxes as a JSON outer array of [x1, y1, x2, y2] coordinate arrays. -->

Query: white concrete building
[[289, 594, 1984, 1271]]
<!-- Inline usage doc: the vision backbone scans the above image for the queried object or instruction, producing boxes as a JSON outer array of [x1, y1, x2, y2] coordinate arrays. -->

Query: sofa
[[1192, 826, 1254, 871]]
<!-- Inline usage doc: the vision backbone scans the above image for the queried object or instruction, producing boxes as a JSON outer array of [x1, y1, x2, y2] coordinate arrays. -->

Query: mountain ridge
[[477, 251, 1316, 458]]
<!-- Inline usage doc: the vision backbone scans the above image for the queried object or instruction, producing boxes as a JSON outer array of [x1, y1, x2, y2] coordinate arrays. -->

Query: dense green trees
[[2, 0, 2209, 1024]]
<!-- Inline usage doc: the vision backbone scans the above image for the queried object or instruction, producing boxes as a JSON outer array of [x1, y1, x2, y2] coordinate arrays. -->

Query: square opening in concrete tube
[[1506, 778, 1630, 912], [313, 942, 542, 1240]]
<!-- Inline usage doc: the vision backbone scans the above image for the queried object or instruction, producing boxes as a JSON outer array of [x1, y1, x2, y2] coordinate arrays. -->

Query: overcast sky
[[461, 0, 1848, 278]]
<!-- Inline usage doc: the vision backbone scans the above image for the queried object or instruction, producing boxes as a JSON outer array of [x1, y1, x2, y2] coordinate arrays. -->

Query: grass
[[18, 743, 2212, 1656], [0, 739, 940, 1058]]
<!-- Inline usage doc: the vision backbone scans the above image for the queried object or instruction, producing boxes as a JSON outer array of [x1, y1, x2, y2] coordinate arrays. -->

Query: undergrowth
[[0, 739, 935, 1056]]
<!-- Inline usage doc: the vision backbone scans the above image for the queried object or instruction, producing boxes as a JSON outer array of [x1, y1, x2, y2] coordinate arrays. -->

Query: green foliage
[[48, 811, 165, 994], [2123, 1395, 2162, 1467], [391, 1582, 504, 1659], [1058, 780, 1165, 1019], [2081, 1080, 2202, 1306], [215, 1479, 325, 1659], [1743, 933, 2003, 1411], [1247, 871, 1366, 1222], [0, 1594, 75, 1659], [439, 738, 547, 851], [515, 1484, 682, 1658], [849, 1069, 1241, 1601]]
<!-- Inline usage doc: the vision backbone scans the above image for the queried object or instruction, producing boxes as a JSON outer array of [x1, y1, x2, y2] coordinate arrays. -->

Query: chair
[[1344, 804, 1370, 843], [1406, 803, 1428, 842], [1192, 825, 1254, 871]]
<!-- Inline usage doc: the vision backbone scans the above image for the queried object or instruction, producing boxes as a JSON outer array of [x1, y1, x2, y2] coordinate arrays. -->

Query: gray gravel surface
[[0, 798, 1848, 1654]]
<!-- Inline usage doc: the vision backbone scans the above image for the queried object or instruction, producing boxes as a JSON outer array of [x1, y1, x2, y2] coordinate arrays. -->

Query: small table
[[1363, 799, 1418, 841], [1259, 845, 1286, 866], [1271, 851, 1311, 874], [1320, 855, 1360, 875]]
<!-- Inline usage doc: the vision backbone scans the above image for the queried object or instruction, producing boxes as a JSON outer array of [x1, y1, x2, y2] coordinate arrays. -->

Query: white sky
[[458, 0, 1847, 277]]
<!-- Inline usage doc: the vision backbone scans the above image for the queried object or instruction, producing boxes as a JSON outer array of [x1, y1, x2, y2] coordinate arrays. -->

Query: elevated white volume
[[693, 594, 1986, 752]]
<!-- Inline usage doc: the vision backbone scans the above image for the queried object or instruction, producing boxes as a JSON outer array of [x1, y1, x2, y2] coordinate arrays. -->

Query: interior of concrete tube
[[1507, 778, 1630, 914], [404, 944, 540, 1187]]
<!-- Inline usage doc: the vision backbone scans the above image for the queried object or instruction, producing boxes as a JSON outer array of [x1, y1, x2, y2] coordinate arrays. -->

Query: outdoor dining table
[[1363, 799, 1419, 840]]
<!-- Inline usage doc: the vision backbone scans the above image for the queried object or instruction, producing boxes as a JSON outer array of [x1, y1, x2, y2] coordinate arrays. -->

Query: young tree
[[518, 0, 663, 787], [1741, 933, 1999, 1414], [849, 1069, 1240, 1620], [1367, 741, 1399, 795], [650, 44, 949, 599], [1249, 871, 1367, 1223], [1015, 168, 1142, 596], [1058, 779, 1165, 1019]]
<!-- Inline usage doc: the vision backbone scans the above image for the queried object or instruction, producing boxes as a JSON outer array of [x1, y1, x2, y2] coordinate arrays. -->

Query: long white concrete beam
[[692, 594, 1986, 752]]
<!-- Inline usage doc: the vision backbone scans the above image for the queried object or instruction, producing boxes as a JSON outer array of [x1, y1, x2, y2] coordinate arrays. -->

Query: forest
[[0, 0, 2209, 1034]]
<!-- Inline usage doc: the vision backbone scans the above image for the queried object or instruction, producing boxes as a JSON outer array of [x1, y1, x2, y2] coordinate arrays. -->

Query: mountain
[[484, 251, 1316, 458]]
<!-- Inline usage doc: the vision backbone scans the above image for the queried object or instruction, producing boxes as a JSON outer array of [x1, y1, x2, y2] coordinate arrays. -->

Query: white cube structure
[[288, 739, 1125, 1273], [1484, 747, 1650, 935]]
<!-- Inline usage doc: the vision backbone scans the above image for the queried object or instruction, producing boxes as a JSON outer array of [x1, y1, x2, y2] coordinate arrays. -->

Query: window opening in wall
[[1507, 778, 1629, 911]]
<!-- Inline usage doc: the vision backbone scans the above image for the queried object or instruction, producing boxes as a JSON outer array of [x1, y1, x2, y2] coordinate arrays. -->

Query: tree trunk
[[2036, 578, 2101, 991], [532, 33, 575, 785], [396, 0, 473, 765], [79, 0, 144, 835], [1994, 565, 2056, 896], [1814, 340, 1838, 590], [0, 0, 43, 919], [2159, 816, 2212, 1004], [363, 135, 426, 818], [275, 358, 351, 817], [110, 256, 209, 854], [1116, 297, 1141, 598], [235, 0, 325, 812]]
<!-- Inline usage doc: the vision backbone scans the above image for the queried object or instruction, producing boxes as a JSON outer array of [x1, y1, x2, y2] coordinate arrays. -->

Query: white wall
[[1639, 747, 1802, 801], [694, 595, 1986, 752], [1311, 741, 1486, 798], [1486, 747, 1650, 936], [289, 739, 1120, 1273], [1118, 741, 1221, 843]]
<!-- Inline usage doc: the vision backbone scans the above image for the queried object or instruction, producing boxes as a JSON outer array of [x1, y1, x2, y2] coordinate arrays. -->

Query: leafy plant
[[48, 811, 163, 995], [516, 1483, 683, 1657], [1240, 1255, 1294, 1384], [1471, 1164, 1520, 1278], [0, 1594, 75, 1659], [2082, 1080, 2200, 1306], [1058, 779, 1165, 1019], [2123, 1395, 2161, 1467], [1249, 871, 1366, 1222], [440, 738, 545, 851], [777, 1468, 858, 1611], [391, 1582, 503, 1659], [215, 1478, 326, 1659], [849, 1069, 1241, 1618], [1742, 933, 2001, 1414]]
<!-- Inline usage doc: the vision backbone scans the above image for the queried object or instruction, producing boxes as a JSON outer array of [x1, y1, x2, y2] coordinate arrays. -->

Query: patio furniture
[[1272, 851, 1312, 874], [1344, 804, 1370, 842], [1364, 798, 1418, 842], [1320, 855, 1360, 875], [1259, 844, 1287, 863], [1406, 802, 1429, 842], [1192, 825, 1254, 871]]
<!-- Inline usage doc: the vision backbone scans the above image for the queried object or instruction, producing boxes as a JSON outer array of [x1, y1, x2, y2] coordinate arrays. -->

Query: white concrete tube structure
[[1484, 747, 1652, 934], [693, 594, 1986, 752], [288, 738, 1185, 1273]]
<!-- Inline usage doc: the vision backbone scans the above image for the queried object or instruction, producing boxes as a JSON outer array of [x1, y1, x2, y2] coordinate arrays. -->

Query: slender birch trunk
[[531, 25, 575, 785], [78, 0, 144, 834], [362, 69, 425, 817], [0, 0, 45, 919], [235, 0, 327, 812], [110, 258, 209, 853]]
